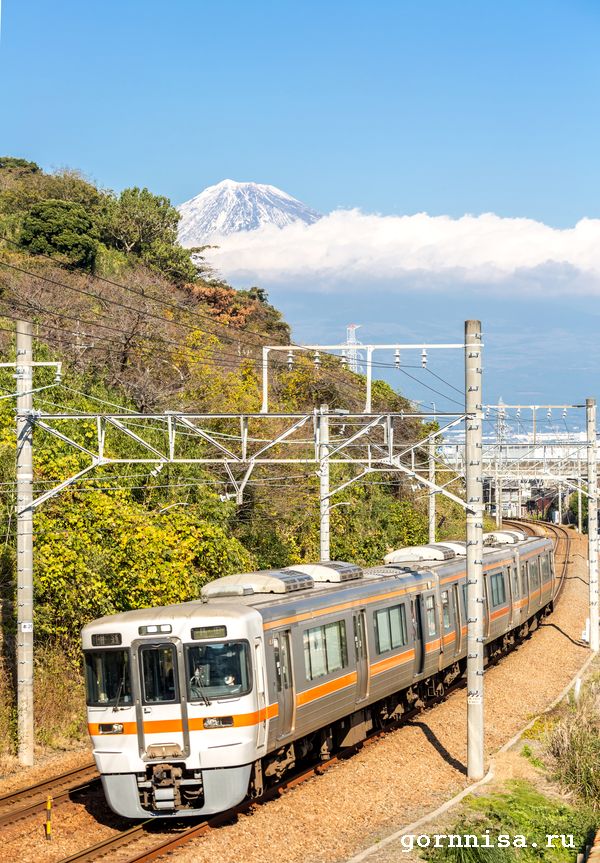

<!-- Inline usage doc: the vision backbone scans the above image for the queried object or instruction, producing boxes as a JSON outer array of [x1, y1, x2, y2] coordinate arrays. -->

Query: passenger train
[[82, 529, 554, 818]]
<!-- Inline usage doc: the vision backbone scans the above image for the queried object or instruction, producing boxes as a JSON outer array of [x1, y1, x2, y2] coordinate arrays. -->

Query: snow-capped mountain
[[177, 179, 321, 246]]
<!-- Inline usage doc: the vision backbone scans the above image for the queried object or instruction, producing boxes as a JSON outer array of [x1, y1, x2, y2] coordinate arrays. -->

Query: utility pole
[[558, 482, 562, 525], [578, 485, 583, 534], [495, 474, 502, 528], [319, 405, 330, 561], [16, 321, 34, 766], [428, 438, 436, 543], [465, 319, 485, 780], [587, 398, 598, 652]]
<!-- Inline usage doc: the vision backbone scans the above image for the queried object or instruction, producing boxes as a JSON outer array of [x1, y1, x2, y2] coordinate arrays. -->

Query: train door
[[509, 564, 520, 627], [411, 596, 425, 676], [133, 638, 189, 760], [353, 610, 369, 702], [520, 560, 530, 617], [273, 630, 294, 738], [482, 575, 490, 638], [452, 584, 462, 656]]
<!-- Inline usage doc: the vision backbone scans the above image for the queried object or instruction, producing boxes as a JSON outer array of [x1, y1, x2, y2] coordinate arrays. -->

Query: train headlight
[[202, 717, 234, 729], [99, 723, 124, 734]]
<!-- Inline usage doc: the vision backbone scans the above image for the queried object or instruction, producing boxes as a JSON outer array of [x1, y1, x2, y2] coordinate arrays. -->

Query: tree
[[101, 186, 181, 255], [19, 199, 98, 269]]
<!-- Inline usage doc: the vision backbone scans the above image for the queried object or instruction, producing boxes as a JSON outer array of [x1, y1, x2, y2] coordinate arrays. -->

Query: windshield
[[186, 641, 251, 701], [85, 649, 132, 707]]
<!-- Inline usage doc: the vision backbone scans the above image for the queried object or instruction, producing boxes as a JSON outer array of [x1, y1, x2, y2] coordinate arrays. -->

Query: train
[[82, 529, 554, 819]]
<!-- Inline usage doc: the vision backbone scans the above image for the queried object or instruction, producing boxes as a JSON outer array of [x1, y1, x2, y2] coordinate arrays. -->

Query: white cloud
[[204, 209, 600, 293]]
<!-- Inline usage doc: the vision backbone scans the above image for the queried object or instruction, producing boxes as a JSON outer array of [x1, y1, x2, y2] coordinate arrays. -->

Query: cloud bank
[[204, 209, 600, 294]]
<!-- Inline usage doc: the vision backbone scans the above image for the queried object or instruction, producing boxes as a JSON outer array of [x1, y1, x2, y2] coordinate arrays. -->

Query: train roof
[[82, 535, 552, 636]]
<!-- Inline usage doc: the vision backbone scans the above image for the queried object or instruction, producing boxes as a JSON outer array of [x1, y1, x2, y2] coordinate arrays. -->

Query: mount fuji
[[177, 179, 322, 246]]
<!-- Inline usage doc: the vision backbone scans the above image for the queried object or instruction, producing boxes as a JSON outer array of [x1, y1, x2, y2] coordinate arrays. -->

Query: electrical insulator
[[421, 348, 427, 368], [547, 409, 552, 420], [287, 350, 294, 371], [394, 348, 400, 369], [314, 351, 321, 368], [516, 408, 521, 418], [341, 350, 348, 367], [562, 408, 567, 419]]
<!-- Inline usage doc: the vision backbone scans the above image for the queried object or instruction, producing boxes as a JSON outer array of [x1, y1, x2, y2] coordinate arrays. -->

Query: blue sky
[[1, 0, 598, 225], [1, 0, 599, 405]]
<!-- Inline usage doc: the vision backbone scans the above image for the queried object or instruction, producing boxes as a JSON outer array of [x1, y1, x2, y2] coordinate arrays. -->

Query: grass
[[421, 781, 595, 862], [545, 681, 600, 808]]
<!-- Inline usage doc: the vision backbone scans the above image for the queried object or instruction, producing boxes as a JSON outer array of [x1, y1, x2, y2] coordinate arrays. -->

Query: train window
[[441, 591, 452, 631], [530, 558, 541, 588], [462, 583, 467, 615], [425, 595, 437, 636], [374, 604, 408, 653], [140, 645, 178, 704], [84, 649, 132, 707], [510, 567, 520, 600], [303, 621, 348, 680], [520, 562, 528, 594], [186, 641, 251, 700], [540, 554, 551, 583], [490, 572, 506, 607]]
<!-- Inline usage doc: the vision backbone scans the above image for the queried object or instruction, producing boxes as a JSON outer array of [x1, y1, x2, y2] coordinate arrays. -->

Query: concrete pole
[[365, 347, 373, 413], [260, 347, 270, 413], [587, 398, 598, 652], [578, 486, 583, 534], [16, 321, 34, 766], [465, 320, 485, 779], [428, 438, 436, 544], [558, 482, 562, 525], [319, 405, 330, 561]]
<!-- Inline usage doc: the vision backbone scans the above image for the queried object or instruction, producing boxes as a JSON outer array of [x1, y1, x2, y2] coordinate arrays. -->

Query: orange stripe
[[490, 607, 509, 621], [264, 583, 432, 631], [442, 631, 456, 644], [370, 648, 415, 676], [425, 638, 441, 653], [88, 703, 279, 736], [296, 671, 357, 706]]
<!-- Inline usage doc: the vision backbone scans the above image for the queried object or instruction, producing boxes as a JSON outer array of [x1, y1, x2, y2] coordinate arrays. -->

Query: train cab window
[[303, 621, 347, 680], [490, 572, 507, 607], [425, 595, 437, 636], [140, 644, 178, 704], [441, 591, 452, 631], [186, 641, 251, 701], [375, 604, 408, 653], [540, 554, 551, 583], [84, 649, 132, 707]]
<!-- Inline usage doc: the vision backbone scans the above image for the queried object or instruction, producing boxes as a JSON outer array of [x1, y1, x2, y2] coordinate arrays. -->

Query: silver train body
[[82, 530, 554, 818]]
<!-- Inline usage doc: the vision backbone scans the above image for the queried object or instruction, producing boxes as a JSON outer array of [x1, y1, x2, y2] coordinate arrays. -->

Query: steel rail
[[0, 761, 97, 827]]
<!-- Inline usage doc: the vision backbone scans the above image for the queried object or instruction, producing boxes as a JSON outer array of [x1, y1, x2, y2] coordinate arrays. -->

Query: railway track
[[0, 761, 98, 829]]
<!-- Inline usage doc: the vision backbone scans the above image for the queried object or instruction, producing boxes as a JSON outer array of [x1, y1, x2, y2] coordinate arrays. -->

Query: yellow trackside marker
[[45, 795, 52, 841]]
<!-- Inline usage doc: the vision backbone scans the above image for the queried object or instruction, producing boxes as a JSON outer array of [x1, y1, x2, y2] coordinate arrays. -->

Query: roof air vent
[[201, 569, 314, 599], [384, 544, 455, 564], [285, 561, 363, 583], [484, 530, 526, 545]]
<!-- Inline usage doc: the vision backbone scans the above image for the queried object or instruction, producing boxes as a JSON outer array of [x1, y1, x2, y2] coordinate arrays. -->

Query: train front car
[[82, 602, 265, 818]]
